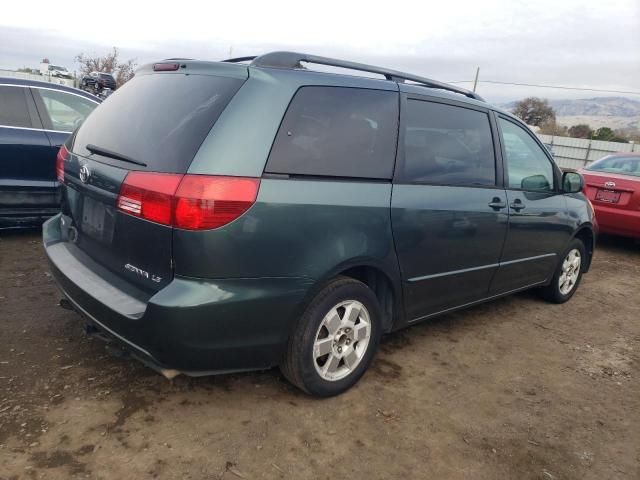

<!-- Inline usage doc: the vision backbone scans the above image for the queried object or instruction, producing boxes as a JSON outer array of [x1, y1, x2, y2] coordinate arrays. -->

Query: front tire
[[281, 276, 382, 397], [539, 238, 586, 303]]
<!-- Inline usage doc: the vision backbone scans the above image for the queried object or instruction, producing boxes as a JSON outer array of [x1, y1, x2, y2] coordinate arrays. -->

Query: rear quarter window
[[0, 86, 33, 128], [266, 86, 399, 179]]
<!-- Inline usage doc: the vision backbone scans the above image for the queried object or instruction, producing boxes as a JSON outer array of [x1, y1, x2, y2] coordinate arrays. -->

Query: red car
[[580, 153, 640, 239]]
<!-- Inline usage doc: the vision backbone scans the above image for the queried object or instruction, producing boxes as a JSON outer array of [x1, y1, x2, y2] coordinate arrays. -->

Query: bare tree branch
[[75, 47, 137, 87]]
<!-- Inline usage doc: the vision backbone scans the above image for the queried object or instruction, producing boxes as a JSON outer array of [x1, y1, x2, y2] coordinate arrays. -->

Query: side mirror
[[521, 174, 551, 191], [562, 171, 584, 193]]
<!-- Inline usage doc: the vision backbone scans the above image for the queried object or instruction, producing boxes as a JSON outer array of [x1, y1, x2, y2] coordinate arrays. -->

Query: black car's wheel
[[281, 276, 382, 397], [539, 238, 586, 303]]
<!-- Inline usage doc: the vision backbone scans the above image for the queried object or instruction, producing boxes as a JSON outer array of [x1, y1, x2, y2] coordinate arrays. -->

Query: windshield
[[98, 73, 114, 79], [49, 65, 66, 71], [586, 156, 640, 177]]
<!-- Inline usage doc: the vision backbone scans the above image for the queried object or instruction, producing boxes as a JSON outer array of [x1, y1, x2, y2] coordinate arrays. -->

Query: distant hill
[[549, 97, 640, 117], [503, 96, 640, 130]]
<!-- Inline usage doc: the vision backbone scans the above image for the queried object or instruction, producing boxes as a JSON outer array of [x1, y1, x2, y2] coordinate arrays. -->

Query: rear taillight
[[116, 173, 260, 230], [174, 176, 260, 230], [117, 172, 183, 225], [56, 145, 69, 183]]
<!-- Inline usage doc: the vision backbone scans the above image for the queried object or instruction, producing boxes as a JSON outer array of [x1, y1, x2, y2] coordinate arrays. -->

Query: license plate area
[[81, 195, 113, 242], [595, 189, 620, 203]]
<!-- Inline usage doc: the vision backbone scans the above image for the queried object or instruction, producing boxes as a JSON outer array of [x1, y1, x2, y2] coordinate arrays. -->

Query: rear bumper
[[43, 214, 312, 375], [593, 204, 640, 239], [0, 183, 60, 228]]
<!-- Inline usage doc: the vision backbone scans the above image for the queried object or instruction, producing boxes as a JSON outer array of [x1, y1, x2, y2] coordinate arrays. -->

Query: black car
[[80, 72, 117, 94], [0, 78, 100, 228], [44, 52, 596, 396]]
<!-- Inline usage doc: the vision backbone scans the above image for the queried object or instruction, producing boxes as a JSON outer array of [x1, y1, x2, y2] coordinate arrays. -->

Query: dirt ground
[[0, 230, 638, 480]]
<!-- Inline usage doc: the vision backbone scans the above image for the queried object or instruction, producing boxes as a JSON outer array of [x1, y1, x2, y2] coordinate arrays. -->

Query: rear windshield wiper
[[85, 144, 147, 167]]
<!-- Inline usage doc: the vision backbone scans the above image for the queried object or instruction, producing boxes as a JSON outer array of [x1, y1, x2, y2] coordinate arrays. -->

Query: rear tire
[[281, 276, 382, 397], [539, 238, 586, 303]]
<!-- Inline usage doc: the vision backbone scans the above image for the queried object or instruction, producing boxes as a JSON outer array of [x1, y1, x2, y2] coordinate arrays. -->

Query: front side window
[[400, 100, 496, 186], [266, 86, 399, 179], [36, 89, 98, 132], [499, 118, 555, 191], [0, 86, 32, 128]]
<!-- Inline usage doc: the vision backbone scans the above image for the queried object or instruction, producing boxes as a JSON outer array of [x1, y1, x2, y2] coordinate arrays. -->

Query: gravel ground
[[0, 230, 638, 480]]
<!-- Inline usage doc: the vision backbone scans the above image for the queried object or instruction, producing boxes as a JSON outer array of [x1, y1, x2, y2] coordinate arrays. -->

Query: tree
[[538, 119, 567, 136], [568, 124, 593, 139], [592, 127, 628, 143], [615, 127, 640, 143], [75, 47, 137, 87], [512, 97, 556, 126]]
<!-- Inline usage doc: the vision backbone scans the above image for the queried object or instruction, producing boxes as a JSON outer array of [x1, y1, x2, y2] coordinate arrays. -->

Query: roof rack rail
[[248, 51, 484, 102], [222, 56, 258, 63]]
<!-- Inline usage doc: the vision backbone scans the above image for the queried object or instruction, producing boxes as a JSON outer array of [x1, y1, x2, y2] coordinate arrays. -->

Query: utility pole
[[472, 67, 480, 92]]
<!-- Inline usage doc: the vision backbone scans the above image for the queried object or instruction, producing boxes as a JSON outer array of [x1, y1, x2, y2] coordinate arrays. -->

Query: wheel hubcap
[[313, 300, 372, 382], [558, 248, 581, 295]]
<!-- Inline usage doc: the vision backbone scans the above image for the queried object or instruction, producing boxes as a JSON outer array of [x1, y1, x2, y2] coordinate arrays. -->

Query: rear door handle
[[510, 199, 526, 212], [488, 198, 507, 210]]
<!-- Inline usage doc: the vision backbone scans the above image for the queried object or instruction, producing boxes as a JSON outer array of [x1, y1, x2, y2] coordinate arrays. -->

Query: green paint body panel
[[189, 68, 397, 177], [43, 58, 597, 376]]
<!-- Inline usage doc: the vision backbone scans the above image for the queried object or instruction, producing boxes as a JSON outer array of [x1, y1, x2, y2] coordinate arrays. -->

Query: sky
[[0, 0, 639, 103]]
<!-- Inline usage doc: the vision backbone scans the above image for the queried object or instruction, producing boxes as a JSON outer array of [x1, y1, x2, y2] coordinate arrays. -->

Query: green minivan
[[44, 52, 596, 396]]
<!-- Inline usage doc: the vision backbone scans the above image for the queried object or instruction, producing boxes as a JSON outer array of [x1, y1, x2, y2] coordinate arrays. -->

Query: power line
[[447, 80, 640, 96]]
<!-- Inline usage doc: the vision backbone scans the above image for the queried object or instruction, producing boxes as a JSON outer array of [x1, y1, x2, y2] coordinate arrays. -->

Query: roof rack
[[223, 56, 258, 63], [240, 51, 484, 102]]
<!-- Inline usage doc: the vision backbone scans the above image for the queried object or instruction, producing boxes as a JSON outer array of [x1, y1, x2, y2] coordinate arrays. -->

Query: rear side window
[[400, 100, 496, 186], [35, 89, 97, 132], [0, 86, 32, 128], [266, 86, 398, 179], [73, 73, 245, 173]]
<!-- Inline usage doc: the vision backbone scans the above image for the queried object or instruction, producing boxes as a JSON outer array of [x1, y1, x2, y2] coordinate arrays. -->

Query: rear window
[[73, 73, 244, 173], [98, 73, 114, 80], [586, 156, 640, 177], [266, 86, 398, 179]]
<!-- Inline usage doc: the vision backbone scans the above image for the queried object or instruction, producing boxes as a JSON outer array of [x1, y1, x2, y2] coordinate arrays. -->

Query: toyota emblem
[[79, 165, 91, 184], [604, 181, 616, 189]]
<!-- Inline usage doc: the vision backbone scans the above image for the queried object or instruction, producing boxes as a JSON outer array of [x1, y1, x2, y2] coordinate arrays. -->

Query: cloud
[[1, 0, 638, 102]]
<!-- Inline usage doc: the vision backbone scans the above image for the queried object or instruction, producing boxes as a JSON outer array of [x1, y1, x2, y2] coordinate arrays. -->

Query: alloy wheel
[[559, 248, 582, 295], [312, 300, 372, 382]]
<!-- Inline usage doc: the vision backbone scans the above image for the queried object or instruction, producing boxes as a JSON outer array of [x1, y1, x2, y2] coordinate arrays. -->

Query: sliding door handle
[[488, 198, 507, 210], [509, 199, 526, 212]]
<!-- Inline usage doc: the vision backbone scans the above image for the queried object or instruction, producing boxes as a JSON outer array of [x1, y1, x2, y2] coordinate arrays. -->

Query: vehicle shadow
[[596, 234, 640, 256], [0, 225, 43, 237]]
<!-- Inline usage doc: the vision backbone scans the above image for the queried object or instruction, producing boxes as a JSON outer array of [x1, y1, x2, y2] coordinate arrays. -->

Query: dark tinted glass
[[400, 100, 496, 185], [266, 86, 398, 179], [0, 86, 32, 128], [73, 73, 244, 173]]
